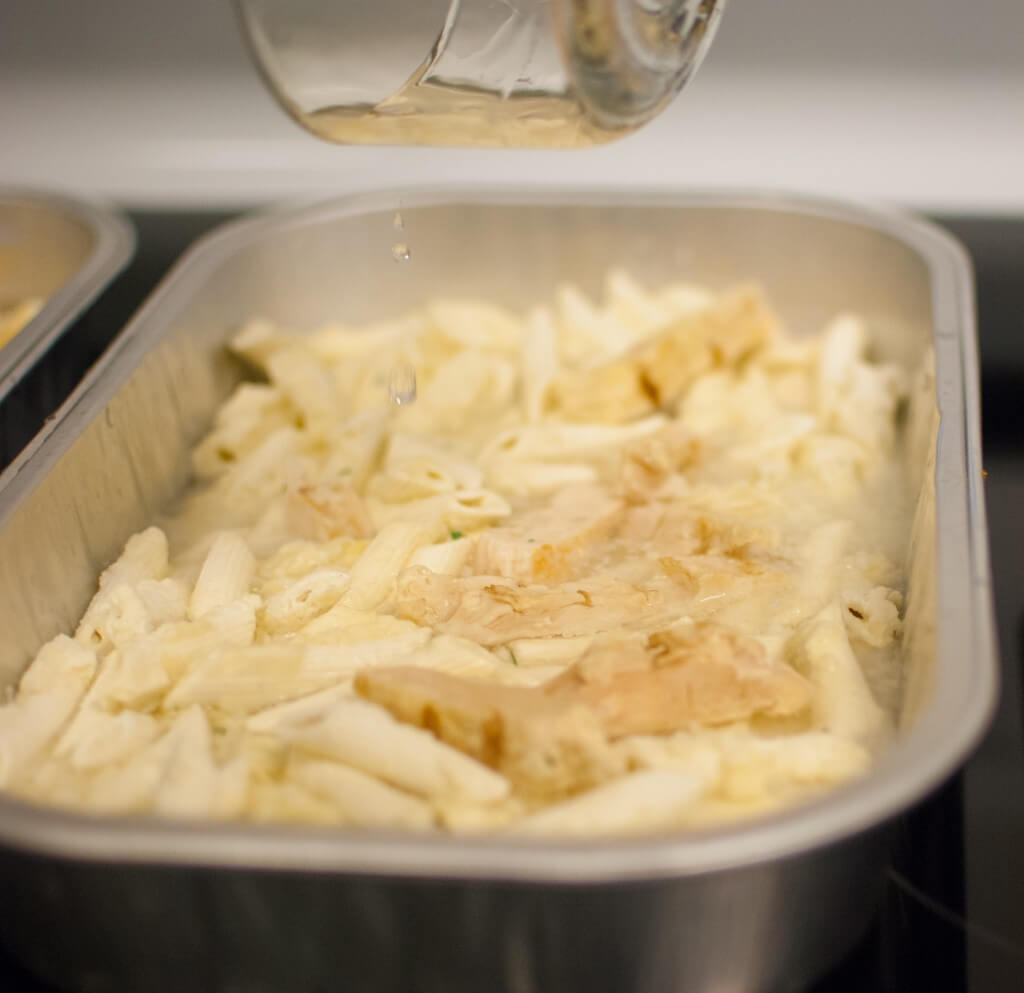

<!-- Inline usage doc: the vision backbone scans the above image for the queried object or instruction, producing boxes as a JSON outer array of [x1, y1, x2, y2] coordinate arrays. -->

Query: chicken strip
[[619, 425, 701, 503], [287, 480, 375, 541], [547, 626, 812, 736], [548, 286, 778, 424], [652, 506, 780, 559], [354, 666, 618, 800], [356, 623, 811, 799], [474, 485, 624, 582], [395, 566, 663, 646]]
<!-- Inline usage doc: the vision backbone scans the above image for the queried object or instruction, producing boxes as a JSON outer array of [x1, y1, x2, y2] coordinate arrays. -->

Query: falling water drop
[[387, 361, 418, 406], [387, 209, 414, 402]]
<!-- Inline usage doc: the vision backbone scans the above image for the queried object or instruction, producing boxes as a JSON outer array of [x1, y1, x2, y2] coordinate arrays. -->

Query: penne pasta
[[521, 306, 560, 423], [342, 520, 444, 611], [287, 755, 434, 829], [188, 531, 257, 620], [286, 698, 510, 803], [512, 770, 703, 837]]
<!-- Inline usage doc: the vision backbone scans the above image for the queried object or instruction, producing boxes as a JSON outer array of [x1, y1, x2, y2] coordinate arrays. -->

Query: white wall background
[[1, 0, 1023, 210]]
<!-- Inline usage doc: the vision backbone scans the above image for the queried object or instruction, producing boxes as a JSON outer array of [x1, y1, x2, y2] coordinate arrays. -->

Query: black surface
[[1, 210, 1022, 993]]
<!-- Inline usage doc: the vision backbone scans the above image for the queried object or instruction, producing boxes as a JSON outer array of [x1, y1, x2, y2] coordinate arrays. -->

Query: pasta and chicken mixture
[[0, 273, 910, 835]]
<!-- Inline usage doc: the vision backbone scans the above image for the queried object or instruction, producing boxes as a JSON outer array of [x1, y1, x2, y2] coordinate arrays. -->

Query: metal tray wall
[[0, 827, 890, 993], [0, 190, 135, 469], [0, 190, 995, 993]]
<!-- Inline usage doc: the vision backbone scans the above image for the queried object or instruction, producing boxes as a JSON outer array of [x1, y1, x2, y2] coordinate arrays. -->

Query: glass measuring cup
[[235, 0, 726, 148]]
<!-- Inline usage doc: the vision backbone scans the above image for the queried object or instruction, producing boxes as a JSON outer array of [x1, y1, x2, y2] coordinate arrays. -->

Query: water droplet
[[391, 242, 411, 262], [393, 210, 404, 231], [387, 362, 417, 406]]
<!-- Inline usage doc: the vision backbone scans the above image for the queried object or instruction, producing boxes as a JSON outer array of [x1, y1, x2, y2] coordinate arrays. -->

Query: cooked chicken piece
[[637, 329, 715, 408], [656, 556, 799, 635], [652, 506, 779, 560], [395, 567, 664, 646], [356, 623, 810, 799], [355, 666, 618, 800], [474, 485, 624, 582], [287, 481, 375, 541], [547, 626, 812, 735], [628, 505, 776, 553], [357, 667, 537, 764], [658, 551, 780, 595], [618, 503, 665, 543], [547, 362, 655, 424], [657, 556, 701, 596], [619, 425, 701, 502], [549, 287, 777, 424]]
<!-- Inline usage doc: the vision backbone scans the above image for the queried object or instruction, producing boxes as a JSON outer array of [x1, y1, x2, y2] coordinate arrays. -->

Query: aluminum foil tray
[[0, 190, 996, 993]]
